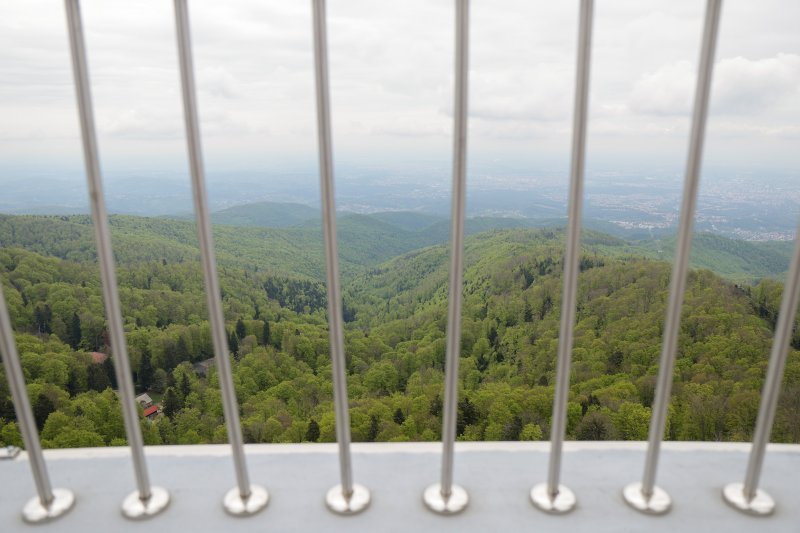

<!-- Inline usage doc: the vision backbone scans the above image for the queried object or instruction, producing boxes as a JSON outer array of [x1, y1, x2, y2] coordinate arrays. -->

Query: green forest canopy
[[0, 214, 798, 448]]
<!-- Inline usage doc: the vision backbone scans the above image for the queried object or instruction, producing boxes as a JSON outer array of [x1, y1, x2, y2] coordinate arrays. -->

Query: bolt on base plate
[[22, 488, 75, 524], [531, 483, 577, 514], [622, 482, 671, 515], [423, 483, 468, 515], [121, 486, 170, 520], [722, 482, 775, 516], [325, 483, 370, 515], [223, 484, 269, 516]]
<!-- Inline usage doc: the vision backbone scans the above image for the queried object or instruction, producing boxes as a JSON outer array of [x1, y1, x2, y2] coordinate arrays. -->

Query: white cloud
[[714, 54, 800, 113], [198, 67, 241, 100], [0, 0, 798, 174], [629, 54, 800, 117], [469, 64, 573, 122], [102, 109, 181, 139], [629, 60, 694, 116]]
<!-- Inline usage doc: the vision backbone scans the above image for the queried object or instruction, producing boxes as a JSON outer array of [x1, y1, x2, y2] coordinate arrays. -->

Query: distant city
[[0, 168, 797, 242]]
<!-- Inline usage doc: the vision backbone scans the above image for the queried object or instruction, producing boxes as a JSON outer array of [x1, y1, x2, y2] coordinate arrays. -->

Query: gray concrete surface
[[1, 442, 797, 532]]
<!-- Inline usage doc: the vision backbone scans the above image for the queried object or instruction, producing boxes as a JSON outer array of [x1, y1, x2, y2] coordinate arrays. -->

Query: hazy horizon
[[1, 1, 798, 240]]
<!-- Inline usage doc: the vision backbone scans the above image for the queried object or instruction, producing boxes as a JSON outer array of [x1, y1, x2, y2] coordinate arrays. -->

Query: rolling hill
[[0, 209, 792, 286], [211, 201, 319, 228]]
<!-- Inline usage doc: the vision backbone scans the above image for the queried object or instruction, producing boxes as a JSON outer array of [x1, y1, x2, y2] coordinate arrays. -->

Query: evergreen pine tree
[[164, 340, 178, 371], [366, 415, 380, 442], [34, 305, 53, 334], [228, 331, 239, 356], [393, 408, 405, 425], [67, 368, 83, 396], [179, 373, 191, 405], [523, 303, 533, 322], [305, 419, 320, 442], [163, 388, 180, 419], [429, 395, 443, 417], [88, 363, 111, 392], [138, 350, 154, 392], [235, 318, 246, 340], [501, 416, 523, 441], [68, 312, 82, 349], [176, 335, 190, 363], [457, 397, 478, 436], [103, 357, 118, 389], [262, 321, 271, 346], [33, 394, 55, 431]]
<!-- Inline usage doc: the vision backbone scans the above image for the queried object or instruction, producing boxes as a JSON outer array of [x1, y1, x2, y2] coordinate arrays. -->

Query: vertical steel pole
[[311, 0, 371, 515], [0, 282, 75, 523], [722, 223, 800, 516], [64, 0, 169, 520], [530, 0, 593, 515], [623, 0, 723, 516], [423, 0, 470, 517], [173, 0, 269, 516]]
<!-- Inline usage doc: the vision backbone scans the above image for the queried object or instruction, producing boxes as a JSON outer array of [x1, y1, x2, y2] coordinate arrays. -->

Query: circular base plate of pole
[[622, 482, 671, 515], [223, 484, 269, 516], [423, 483, 468, 515], [22, 488, 75, 524], [722, 482, 775, 516], [530, 483, 576, 514], [325, 483, 370, 515], [121, 486, 170, 520]]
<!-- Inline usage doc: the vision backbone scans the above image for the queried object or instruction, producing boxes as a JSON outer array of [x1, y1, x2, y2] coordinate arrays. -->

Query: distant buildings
[[135, 393, 153, 409], [135, 393, 160, 420], [142, 405, 159, 421]]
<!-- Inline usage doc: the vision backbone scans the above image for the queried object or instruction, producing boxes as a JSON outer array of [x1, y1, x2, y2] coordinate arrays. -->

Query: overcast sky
[[0, 0, 798, 182]]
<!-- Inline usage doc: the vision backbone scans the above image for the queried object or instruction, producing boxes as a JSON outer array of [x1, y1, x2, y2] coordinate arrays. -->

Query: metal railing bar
[[422, 0, 470, 517], [623, 0, 723, 516], [0, 282, 76, 523], [722, 222, 800, 516], [64, 0, 170, 520], [172, 0, 268, 517], [311, 0, 370, 516], [530, 0, 593, 515]]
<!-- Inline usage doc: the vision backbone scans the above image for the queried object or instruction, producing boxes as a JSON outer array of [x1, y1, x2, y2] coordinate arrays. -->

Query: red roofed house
[[142, 405, 159, 421]]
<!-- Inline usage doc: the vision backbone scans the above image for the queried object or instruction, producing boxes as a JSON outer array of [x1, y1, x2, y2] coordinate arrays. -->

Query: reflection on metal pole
[[64, 0, 169, 519], [311, 0, 370, 515], [423, 0, 471, 517], [531, 0, 593, 515], [623, 0, 723, 516], [173, 0, 268, 516]]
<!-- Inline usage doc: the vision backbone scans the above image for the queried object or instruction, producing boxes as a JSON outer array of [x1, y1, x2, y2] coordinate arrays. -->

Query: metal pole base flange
[[223, 484, 269, 516], [722, 482, 775, 516], [531, 483, 577, 514], [325, 483, 370, 515], [623, 482, 671, 515], [22, 488, 75, 524], [423, 483, 468, 515], [121, 486, 170, 520]]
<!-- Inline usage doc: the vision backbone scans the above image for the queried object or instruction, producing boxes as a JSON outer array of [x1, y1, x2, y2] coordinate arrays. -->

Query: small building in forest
[[142, 405, 159, 421], [135, 393, 153, 409]]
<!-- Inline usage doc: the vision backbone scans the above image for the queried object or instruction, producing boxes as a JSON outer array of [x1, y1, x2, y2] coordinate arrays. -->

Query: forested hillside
[[210, 201, 319, 228], [0, 212, 791, 284], [638, 233, 793, 283], [1, 217, 798, 449]]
